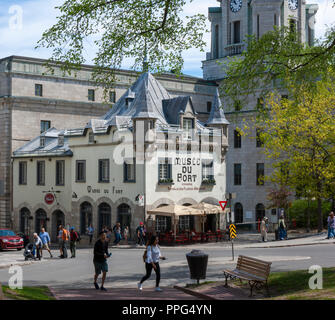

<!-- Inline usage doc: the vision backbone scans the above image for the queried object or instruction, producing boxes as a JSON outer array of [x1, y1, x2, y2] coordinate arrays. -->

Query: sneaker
[[137, 283, 142, 291], [100, 286, 107, 291], [94, 282, 99, 290], [155, 287, 163, 292]]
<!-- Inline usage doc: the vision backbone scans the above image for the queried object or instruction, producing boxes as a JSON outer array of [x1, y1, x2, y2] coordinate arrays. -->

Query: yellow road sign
[[229, 224, 237, 239]]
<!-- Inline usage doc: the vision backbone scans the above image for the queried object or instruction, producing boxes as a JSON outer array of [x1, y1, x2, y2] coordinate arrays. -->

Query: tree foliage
[[37, 0, 207, 94]]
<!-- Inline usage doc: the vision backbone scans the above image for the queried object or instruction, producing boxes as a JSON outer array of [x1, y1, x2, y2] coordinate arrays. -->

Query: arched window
[[98, 203, 111, 232], [20, 208, 30, 234], [117, 204, 131, 234], [35, 209, 47, 234], [234, 203, 243, 224], [256, 203, 265, 221], [80, 202, 92, 234]]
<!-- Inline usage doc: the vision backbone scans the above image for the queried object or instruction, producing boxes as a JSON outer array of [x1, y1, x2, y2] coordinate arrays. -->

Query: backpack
[[76, 232, 81, 242]]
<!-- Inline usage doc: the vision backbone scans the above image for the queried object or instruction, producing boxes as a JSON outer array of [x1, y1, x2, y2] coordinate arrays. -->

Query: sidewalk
[[50, 287, 201, 300]]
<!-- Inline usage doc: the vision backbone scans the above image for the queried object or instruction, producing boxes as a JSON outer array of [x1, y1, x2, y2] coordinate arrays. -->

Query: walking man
[[260, 217, 268, 242], [136, 222, 145, 246], [39, 228, 53, 258], [93, 231, 111, 291], [59, 225, 69, 258], [87, 224, 94, 245], [70, 227, 79, 258]]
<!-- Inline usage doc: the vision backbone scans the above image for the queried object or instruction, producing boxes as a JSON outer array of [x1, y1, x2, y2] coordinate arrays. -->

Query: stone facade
[[12, 73, 228, 242], [202, 0, 318, 226], [0, 55, 218, 228]]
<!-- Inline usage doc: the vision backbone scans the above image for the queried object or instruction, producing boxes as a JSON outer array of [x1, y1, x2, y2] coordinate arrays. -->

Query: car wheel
[[17, 248, 22, 251]]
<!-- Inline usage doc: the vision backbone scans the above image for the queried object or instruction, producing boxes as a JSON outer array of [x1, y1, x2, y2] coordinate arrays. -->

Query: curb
[[173, 285, 216, 300], [0, 261, 35, 270], [244, 240, 335, 249]]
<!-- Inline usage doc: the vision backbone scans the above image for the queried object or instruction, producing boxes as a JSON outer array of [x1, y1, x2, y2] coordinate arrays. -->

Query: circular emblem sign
[[44, 193, 55, 205]]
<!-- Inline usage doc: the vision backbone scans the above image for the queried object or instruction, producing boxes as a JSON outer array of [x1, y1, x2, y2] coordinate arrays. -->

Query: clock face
[[288, 0, 298, 10], [230, 0, 242, 13]]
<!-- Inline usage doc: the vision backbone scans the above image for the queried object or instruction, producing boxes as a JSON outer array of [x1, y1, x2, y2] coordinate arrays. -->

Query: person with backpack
[[113, 222, 122, 246], [136, 222, 145, 246], [70, 227, 80, 258], [138, 235, 166, 292]]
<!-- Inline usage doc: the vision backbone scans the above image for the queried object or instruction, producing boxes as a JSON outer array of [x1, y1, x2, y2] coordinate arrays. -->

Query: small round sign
[[45, 193, 55, 205]]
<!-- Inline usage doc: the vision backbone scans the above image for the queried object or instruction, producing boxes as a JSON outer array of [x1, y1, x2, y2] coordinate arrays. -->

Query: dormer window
[[40, 137, 45, 148], [125, 97, 134, 108], [58, 135, 64, 146], [89, 132, 95, 143], [183, 118, 194, 140]]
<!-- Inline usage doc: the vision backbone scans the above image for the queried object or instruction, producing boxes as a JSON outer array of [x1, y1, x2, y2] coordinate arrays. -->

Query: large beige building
[[0, 56, 218, 228], [202, 0, 318, 226], [12, 73, 229, 241]]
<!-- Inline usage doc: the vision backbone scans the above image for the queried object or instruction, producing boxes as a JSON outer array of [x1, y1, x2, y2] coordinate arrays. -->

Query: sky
[[0, 0, 334, 78]]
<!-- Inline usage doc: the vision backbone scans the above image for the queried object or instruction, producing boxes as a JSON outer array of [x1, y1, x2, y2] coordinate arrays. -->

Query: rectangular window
[[89, 132, 95, 143], [179, 216, 190, 231], [274, 14, 277, 26], [183, 118, 194, 140], [257, 15, 260, 39], [19, 162, 27, 185], [256, 128, 264, 148], [124, 159, 136, 182], [40, 120, 51, 134], [233, 21, 241, 44], [158, 158, 172, 181], [202, 160, 214, 181], [98, 159, 110, 183], [56, 160, 65, 186], [257, 163, 265, 185], [234, 100, 242, 111], [234, 163, 242, 185], [88, 89, 95, 102], [207, 101, 212, 113], [155, 216, 168, 233], [234, 130, 242, 148], [76, 160, 86, 182], [109, 91, 116, 103], [256, 97, 264, 110], [37, 161, 45, 186], [35, 84, 43, 97]]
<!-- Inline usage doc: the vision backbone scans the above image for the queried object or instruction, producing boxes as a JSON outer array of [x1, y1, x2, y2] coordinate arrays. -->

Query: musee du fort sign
[[175, 157, 201, 183]]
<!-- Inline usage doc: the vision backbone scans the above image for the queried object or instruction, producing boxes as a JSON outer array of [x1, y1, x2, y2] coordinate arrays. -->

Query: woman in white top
[[138, 235, 166, 292]]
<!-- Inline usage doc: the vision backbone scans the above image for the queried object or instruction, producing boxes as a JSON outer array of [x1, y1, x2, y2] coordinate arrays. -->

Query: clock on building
[[230, 0, 242, 13], [288, 0, 298, 11]]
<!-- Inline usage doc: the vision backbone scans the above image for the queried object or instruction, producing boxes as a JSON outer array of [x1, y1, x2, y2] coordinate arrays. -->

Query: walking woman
[[278, 215, 287, 240], [138, 235, 166, 292]]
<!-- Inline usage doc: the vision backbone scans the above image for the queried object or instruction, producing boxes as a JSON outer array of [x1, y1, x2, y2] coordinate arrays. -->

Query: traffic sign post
[[229, 224, 237, 261]]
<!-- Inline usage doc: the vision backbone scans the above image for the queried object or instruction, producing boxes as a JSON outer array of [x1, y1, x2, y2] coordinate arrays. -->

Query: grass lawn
[[265, 267, 335, 300], [2, 285, 55, 300]]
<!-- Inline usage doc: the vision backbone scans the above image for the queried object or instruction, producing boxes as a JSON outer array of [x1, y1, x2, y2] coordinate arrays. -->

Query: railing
[[224, 43, 244, 57]]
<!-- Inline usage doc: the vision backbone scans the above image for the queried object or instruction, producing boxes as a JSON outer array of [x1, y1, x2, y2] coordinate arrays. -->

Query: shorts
[[94, 261, 108, 275], [42, 243, 50, 250]]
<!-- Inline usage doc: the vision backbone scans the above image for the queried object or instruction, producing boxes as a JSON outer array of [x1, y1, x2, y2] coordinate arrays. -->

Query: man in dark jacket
[[93, 231, 110, 291]]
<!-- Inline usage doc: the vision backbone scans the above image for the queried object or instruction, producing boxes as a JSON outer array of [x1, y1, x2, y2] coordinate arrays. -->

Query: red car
[[0, 229, 24, 251]]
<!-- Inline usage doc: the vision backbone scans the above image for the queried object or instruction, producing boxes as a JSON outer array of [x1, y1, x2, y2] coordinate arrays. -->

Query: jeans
[[70, 241, 76, 257], [114, 233, 121, 244], [138, 234, 145, 246], [140, 262, 160, 287], [328, 227, 335, 238], [279, 228, 287, 240]]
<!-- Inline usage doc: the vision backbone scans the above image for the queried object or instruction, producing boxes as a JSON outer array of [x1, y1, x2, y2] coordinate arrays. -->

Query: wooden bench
[[223, 255, 272, 297]]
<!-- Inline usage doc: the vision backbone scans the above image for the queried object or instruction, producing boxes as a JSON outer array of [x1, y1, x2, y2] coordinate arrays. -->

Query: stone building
[[202, 0, 318, 226], [0, 55, 218, 228], [12, 73, 229, 241]]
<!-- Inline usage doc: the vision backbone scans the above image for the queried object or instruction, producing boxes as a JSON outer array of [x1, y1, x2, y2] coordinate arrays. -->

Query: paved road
[[0, 243, 334, 290]]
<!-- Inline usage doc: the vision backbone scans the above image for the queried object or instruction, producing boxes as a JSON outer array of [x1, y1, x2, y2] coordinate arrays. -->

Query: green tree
[[37, 0, 207, 95], [255, 79, 335, 232]]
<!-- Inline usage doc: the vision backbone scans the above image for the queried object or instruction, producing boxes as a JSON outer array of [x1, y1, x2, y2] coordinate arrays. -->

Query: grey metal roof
[[13, 128, 72, 157], [206, 88, 230, 126], [162, 96, 192, 125]]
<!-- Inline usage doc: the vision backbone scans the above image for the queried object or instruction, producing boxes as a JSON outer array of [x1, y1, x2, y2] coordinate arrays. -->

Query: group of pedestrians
[[93, 231, 165, 292], [260, 215, 287, 242]]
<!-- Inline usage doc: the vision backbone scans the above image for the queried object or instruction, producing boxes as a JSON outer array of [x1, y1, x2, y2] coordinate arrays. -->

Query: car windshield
[[0, 230, 16, 237]]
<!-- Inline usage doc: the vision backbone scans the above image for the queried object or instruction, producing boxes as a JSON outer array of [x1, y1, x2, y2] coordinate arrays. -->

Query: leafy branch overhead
[[37, 0, 207, 90], [222, 26, 335, 109]]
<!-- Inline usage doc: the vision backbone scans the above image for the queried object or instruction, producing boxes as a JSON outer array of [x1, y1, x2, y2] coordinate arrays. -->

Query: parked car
[[0, 229, 24, 251], [16, 232, 30, 247]]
